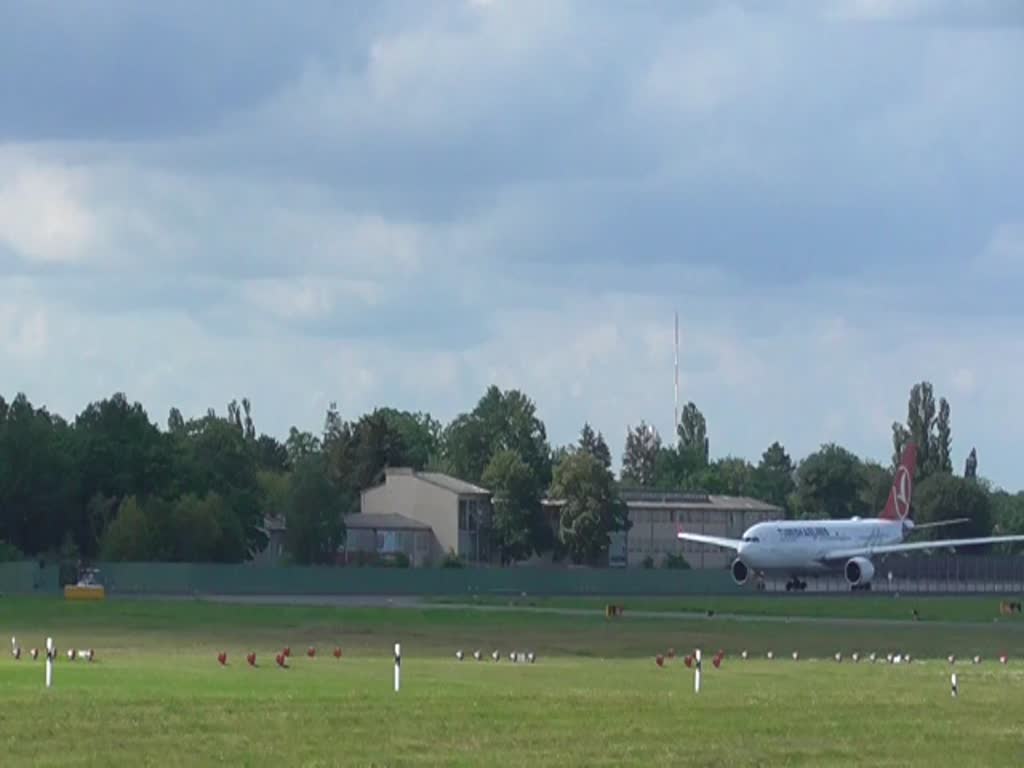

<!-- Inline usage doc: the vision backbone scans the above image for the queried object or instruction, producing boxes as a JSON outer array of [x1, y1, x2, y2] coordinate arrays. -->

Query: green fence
[[0, 560, 740, 596], [0, 561, 60, 594], [96, 562, 741, 596]]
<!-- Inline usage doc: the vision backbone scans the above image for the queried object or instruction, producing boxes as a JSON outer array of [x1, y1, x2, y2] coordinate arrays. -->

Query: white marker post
[[45, 637, 54, 689], [694, 649, 702, 694], [951, 672, 958, 698], [394, 643, 401, 693]]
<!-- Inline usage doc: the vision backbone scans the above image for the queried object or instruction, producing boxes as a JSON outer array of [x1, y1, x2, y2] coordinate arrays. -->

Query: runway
[[113, 592, 1024, 630]]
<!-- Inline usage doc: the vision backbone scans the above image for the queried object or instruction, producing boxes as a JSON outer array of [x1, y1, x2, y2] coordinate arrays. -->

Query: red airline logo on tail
[[882, 443, 916, 521]]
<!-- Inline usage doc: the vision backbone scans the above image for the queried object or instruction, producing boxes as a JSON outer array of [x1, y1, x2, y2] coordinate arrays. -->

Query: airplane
[[676, 442, 1024, 592]]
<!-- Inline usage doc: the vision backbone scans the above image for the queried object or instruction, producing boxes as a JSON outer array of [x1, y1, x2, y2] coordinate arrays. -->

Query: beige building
[[359, 467, 492, 565], [257, 467, 781, 570], [621, 490, 781, 568], [252, 514, 287, 566], [342, 513, 435, 567], [542, 490, 781, 568]]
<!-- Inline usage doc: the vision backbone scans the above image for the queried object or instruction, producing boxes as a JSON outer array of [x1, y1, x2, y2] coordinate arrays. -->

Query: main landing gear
[[785, 578, 808, 592]]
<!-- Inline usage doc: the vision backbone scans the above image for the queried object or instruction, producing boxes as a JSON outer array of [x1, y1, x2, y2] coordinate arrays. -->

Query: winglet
[[881, 442, 917, 521]]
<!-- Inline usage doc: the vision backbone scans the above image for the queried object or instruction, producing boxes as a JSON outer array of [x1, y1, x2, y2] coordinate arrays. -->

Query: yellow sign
[[64, 585, 105, 601]]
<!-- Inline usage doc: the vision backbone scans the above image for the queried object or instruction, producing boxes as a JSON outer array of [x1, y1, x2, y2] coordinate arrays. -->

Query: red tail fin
[[881, 443, 917, 521]]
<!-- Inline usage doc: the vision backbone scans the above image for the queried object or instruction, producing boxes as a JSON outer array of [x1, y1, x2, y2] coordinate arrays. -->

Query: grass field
[[426, 593, 1024, 623], [3, 596, 1024, 766]]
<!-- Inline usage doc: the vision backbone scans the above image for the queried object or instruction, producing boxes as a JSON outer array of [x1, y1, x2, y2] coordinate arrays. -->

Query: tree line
[[1, 381, 1021, 568]]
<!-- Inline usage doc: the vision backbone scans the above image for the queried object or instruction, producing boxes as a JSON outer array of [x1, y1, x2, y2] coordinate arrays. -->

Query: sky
[[1, 0, 1023, 490]]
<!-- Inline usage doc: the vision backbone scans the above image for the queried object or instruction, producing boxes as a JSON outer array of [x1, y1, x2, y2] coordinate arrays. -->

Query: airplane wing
[[823, 534, 1024, 561], [906, 518, 970, 531], [676, 531, 744, 551]]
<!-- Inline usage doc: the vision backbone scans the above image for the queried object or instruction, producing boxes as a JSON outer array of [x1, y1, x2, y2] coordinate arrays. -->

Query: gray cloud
[[1, 0, 1023, 487]]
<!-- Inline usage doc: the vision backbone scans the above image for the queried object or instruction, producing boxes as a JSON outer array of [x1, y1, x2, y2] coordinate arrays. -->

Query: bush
[[641, 555, 654, 569], [383, 552, 410, 568], [0, 540, 25, 562], [441, 549, 465, 568], [663, 553, 691, 570]]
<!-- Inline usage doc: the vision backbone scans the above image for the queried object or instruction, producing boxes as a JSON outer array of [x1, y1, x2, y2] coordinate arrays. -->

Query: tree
[[0, 394, 80, 556], [349, 410, 411, 490], [789, 444, 869, 520], [859, 461, 893, 516], [578, 422, 612, 471], [914, 473, 992, 540], [257, 470, 290, 518], [550, 444, 572, 468], [481, 450, 542, 564], [906, 381, 936, 475], [317, 405, 441, 508], [254, 434, 289, 473], [172, 415, 267, 556], [137, 493, 241, 562], [442, 386, 551, 487], [753, 442, 795, 510], [73, 393, 172, 517], [991, 490, 1024, 553], [167, 407, 185, 434], [375, 408, 442, 470], [965, 447, 978, 479], [892, 382, 954, 479], [550, 451, 628, 565], [703, 457, 756, 497], [348, 408, 441, 490], [99, 496, 154, 561], [677, 402, 709, 465], [932, 398, 953, 474], [285, 427, 321, 466], [85, 492, 119, 558], [241, 398, 256, 442], [621, 421, 661, 486], [227, 399, 244, 434], [284, 453, 347, 565]]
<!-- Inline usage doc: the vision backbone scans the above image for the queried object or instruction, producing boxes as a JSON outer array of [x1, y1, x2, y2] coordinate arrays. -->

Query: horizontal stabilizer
[[908, 518, 969, 531], [676, 531, 744, 551]]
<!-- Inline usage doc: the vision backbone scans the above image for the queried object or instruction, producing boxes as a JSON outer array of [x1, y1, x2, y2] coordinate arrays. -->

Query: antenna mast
[[674, 311, 679, 445]]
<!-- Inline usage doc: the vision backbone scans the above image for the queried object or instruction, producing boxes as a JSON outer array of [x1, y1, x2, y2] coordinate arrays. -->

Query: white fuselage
[[736, 518, 904, 575]]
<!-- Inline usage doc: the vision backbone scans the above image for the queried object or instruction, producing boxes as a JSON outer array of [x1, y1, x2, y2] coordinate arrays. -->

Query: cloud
[[978, 221, 1024, 273], [1, 1, 1023, 490], [0, 294, 49, 360], [825, 0, 1024, 24], [0, 154, 99, 264]]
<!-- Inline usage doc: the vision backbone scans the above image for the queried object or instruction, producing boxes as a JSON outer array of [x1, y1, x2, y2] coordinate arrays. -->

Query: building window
[[459, 498, 477, 531]]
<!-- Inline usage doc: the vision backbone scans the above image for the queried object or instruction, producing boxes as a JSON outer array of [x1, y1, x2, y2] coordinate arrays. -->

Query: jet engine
[[731, 558, 750, 585], [844, 557, 875, 587]]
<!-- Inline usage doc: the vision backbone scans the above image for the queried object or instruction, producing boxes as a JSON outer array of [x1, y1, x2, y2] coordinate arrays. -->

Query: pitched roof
[[345, 513, 432, 531], [707, 495, 782, 512], [619, 489, 781, 512], [414, 471, 490, 496], [544, 491, 782, 514], [261, 514, 286, 531]]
